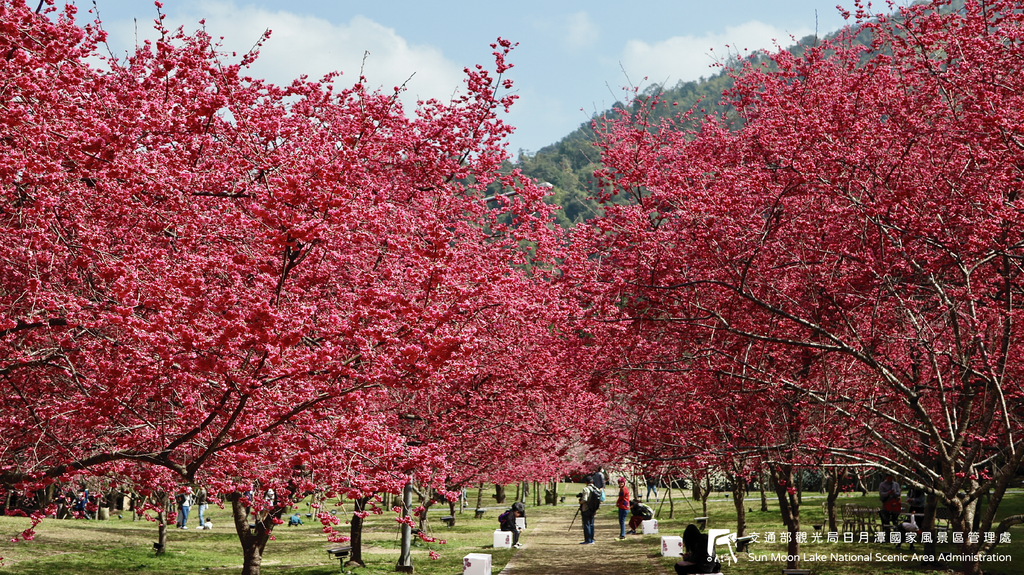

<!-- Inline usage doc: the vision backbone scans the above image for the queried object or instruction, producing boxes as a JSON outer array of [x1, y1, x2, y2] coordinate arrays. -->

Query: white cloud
[[563, 11, 599, 50], [620, 21, 814, 86], [102, 1, 465, 109]]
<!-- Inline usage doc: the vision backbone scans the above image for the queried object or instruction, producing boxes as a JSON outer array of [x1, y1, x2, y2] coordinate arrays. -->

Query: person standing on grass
[[577, 476, 601, 544], [616, 477, 630, 540], [177, 488, 193, 529], [195, 486, 209, 529], [645, 474, 659, 502]]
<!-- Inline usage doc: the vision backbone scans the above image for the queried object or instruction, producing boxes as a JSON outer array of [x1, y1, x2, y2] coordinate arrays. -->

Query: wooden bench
[[327, 545, 352, 569], [439, 515, 455, 528]]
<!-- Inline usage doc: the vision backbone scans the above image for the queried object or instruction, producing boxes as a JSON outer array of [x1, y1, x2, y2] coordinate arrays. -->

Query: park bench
[[934, 507, 951, 532], [474, 508, 486, 519], [735, 535, 755, 552], [326, 545, 352, 569], [694, 516, 708, 530], [439, 515, 455, 528]]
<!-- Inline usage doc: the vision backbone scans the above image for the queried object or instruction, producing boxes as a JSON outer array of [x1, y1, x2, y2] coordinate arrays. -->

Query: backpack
[[498, 510, 510, 526], [639, 503, 654, 520], [586, 487, 601, 511]]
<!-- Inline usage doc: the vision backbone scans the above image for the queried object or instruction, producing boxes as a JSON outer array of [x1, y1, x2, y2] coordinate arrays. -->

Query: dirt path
[[498, 507, 671, 575]]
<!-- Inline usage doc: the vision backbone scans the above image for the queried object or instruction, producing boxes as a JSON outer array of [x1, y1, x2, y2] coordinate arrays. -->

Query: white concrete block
[[661, 535, 683, 557], [493, 529, 512, 549], [642, 519, 658, 534], [463, 553, 492, 575]]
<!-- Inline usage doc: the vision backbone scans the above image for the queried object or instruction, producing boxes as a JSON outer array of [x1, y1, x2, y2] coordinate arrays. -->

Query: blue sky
[[86, 0, 858, 156]]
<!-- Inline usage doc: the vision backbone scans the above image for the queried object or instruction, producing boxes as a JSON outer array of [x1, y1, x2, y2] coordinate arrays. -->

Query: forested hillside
[[514, 51, 771, 227], [515, 18, 888, 227]]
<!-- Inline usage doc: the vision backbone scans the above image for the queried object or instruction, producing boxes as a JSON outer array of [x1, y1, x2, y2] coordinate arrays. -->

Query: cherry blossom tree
[[0, 1, 567, 572], [567, 1, 1024, 572]]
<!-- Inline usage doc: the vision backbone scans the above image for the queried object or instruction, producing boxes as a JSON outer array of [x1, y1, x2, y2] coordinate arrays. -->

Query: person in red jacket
[[616, 477, 630, 539]]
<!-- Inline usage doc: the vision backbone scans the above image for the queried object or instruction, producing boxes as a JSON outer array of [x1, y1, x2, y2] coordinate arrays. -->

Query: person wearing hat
[[615, 477, 630, 539]]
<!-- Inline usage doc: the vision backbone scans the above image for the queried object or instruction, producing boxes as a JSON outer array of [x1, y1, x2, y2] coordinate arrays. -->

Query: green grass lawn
[[0, 485, 1021, 574], [647, 488, 1024, 575]]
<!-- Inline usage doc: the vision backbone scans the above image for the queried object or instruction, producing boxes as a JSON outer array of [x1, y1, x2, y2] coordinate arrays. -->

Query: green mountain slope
[[516, 5, 925, 228]]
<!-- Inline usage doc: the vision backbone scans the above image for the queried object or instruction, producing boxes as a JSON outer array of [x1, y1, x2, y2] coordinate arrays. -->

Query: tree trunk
[[730, 475, 746, 538], [155, 493, 169, 556], [418, 497, 434, 532], [227, 492, 277, 575], [824, 467, 844, 533], [770, 464, 801, 571], [494, 484, 506, 504], [668, 484, 674, 519], [347, 496, 371, 568], [921, 492, 938, 565], [513, 483, 519, 503], [700, 475, 711, 517], [134, 493, 147, 522], [854, 470, 868, 497], [475, 482, 484, 510], [396, 482, 414, 573], [38, 483, 55, 511], [759, 468, 769, 512]]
